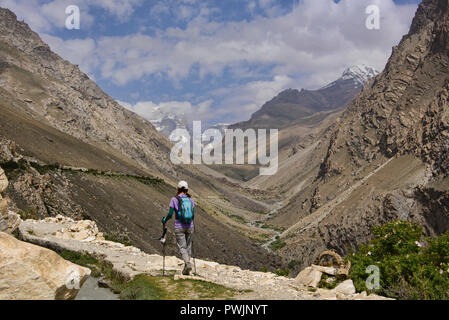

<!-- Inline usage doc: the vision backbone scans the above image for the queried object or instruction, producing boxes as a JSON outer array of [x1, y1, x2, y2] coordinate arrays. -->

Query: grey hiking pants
[[175, 227, 194, 267]]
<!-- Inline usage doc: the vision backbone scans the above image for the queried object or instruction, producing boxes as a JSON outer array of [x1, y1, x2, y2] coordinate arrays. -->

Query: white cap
[[178, 181, 189, 189]]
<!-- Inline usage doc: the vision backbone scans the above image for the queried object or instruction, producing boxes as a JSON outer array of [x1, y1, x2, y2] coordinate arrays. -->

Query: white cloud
[[0, 0, 142, 32], [68, 0, 416, 89], [1, 0, 419, 124], [41, 34, 98, 77]]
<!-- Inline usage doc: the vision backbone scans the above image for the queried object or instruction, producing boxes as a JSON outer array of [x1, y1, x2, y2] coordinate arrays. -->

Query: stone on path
[[334, 280, 356, 296]]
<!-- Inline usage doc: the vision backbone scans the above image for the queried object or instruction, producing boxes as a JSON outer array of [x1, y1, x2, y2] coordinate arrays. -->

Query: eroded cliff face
[[321, 0, 449, 179], [271, 0, 449, 271]]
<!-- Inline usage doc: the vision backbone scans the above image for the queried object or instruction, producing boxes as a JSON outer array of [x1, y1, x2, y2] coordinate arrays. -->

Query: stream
[[247, 201, 284, 252]]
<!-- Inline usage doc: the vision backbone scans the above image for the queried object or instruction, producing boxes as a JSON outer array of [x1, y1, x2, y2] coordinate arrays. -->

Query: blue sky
[[0, 0, 421, 127]]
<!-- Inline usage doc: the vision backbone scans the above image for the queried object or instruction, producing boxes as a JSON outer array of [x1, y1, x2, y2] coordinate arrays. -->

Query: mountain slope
[[0, 8, 174, 179], [270, 0, 449, 271]]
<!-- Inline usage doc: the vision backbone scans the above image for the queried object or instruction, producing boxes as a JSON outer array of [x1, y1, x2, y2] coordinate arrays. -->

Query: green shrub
[[274, 269, 290, 277], [318, 274, 339, 290], [348, 220, 449, 300]]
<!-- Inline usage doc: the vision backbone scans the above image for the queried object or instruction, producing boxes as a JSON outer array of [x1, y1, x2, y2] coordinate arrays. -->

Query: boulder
[[334, 279, 356, 296], [295, 266, 322, 288], [0, 232, 91, 300]]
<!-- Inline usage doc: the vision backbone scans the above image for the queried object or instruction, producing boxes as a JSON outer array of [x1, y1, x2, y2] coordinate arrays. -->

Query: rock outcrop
[[0, 232, 91, 300]]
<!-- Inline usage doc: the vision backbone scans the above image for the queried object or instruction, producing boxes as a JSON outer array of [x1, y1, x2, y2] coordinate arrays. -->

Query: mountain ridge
[[230, 65, 378, 131]]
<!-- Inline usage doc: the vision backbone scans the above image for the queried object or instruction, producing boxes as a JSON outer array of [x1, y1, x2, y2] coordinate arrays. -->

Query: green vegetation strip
[[57, 250, 243, 300], [0, 159, 164, 187]]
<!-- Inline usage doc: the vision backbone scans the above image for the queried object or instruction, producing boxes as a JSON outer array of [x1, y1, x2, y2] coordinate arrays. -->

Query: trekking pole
[[159, 220, 168, 276], [192, 235, 197, 275], [192, 220, 197, 275]]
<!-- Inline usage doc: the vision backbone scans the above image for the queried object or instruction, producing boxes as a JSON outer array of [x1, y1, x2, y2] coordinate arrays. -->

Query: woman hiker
[[162, 181, 195, 275]]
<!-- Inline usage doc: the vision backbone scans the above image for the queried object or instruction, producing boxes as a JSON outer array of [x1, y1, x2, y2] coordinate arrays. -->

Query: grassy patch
[[114, 273, 242, 300], [104, 232, 133, 247], [269, 237, 286, 252]]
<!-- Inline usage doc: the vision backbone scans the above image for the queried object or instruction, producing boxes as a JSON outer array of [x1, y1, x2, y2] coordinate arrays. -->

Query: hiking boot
[[182, 264, 192, 275]]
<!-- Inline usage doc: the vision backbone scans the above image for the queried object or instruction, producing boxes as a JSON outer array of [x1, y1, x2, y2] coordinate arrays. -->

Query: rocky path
[[18, 216, 388, 300]]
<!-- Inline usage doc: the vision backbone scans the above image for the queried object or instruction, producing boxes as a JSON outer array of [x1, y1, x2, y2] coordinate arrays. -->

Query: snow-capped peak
[[320, 64, 379, 90], [341, 64, 379, 86]]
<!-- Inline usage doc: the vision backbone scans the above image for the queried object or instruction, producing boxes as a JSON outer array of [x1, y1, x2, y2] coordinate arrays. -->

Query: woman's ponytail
[[176, 187, 191, 198]]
